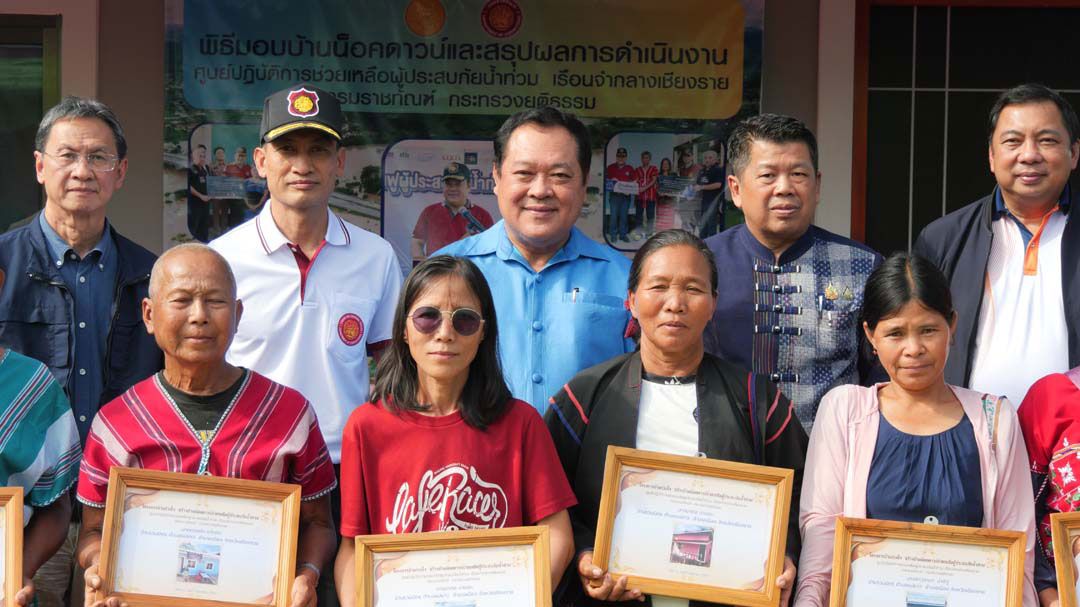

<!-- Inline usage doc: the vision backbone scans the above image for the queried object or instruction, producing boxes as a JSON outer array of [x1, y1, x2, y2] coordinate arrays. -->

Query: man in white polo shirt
[[210, 84, 400, 606], [915, 83, 1080, 409]]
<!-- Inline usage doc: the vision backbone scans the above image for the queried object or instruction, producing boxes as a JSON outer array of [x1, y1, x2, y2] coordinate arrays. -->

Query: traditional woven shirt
[[77, 370, 336, 507], [0, 349, 81, 521], [703, 224, 881, 429]]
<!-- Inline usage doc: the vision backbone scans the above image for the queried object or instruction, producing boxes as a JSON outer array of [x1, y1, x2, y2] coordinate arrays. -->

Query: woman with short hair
[[333, 255, 576, 607], [546, 229, 807, 607]]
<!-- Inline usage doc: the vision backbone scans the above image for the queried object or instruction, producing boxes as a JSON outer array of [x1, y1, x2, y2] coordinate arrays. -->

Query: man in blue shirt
[[0, 96, 160, 607], [439, 107, 633, 413]]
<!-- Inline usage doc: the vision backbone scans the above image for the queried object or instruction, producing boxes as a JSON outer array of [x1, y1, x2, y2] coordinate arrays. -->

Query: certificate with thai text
[[592, 447, 793, 606], [97, 468, 301, 607], [355, 527, 551, 607], [831, 518, 1025, 607]]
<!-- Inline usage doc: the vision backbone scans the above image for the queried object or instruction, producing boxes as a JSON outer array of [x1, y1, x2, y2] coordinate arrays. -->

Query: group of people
[[0, 79, 1078, 607], [187, 143, 259, 242]]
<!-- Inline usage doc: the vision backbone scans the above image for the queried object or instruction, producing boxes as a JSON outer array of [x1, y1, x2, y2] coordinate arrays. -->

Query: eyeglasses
[[42, 151, 120, 172], [409, 306, 484, 336]]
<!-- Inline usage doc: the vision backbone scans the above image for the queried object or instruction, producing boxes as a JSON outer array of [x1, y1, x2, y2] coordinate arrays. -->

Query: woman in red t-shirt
[[333, 255, 577, 605]]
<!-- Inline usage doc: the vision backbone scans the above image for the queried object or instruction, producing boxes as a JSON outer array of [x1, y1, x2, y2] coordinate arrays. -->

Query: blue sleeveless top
[[866, 413, 983, 527]]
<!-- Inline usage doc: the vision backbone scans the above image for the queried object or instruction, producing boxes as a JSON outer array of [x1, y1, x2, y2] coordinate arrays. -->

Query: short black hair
[[35, 96, 128, 159], [628, 229, 717, 295], [372, 255, 511, 429], [727, 113, 819, 177], [988, 83, 1080, 145], [493, 107, 591, 182], [861, 252, 954, 332], [196, 144, 207, 150]]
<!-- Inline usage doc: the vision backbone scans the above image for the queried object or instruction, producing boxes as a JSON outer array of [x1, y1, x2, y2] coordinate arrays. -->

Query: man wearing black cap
[[210, 84, 402, 607], [411, 161, 494, 263]]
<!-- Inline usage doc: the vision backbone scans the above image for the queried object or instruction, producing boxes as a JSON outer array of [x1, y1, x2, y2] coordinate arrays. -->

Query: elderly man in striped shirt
[[74, 243, 337, 607]]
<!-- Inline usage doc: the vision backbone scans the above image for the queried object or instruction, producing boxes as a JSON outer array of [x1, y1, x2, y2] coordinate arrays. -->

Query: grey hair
[[35, 96, 128, 158], [148, 243, 236, 299]]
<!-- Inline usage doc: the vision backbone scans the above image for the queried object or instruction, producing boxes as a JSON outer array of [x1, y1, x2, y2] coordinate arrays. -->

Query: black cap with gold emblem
[[442, 162, 469, 181], [259, 84, 344, 143]]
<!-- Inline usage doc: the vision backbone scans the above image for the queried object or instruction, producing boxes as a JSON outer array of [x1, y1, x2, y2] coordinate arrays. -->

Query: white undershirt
[[636, 379, 699, 607]]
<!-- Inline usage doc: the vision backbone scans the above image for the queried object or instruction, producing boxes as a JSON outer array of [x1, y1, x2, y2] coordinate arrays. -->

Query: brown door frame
[[850, 0, 1080, 242]]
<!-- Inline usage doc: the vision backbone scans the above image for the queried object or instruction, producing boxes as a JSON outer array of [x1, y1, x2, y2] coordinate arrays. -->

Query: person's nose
[[528, 174, 553, 200]]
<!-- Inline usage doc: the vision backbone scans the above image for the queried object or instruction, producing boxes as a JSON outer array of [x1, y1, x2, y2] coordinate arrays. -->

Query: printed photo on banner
[[381, 140, 500, 276], [603, 133, 726, 251]]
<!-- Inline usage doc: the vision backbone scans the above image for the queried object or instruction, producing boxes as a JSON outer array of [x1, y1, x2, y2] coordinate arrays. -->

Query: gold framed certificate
[[1051, 511, 1080, 607], [354, 526, 551, 606], [830, 517, 1026, 607], [97, 467, 302, 607], [0, 488, 23, 607], [592, 446, 794, 606]]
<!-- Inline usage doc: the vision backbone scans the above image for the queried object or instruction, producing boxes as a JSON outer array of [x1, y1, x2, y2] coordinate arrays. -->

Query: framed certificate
[[0, 488, 23, 607], [592, 446, 794, 606], [830, 517, 1026, 607], [354, 526, 551, 607], [97, 467, 302, 607], [1051, 512, 1080, 607]]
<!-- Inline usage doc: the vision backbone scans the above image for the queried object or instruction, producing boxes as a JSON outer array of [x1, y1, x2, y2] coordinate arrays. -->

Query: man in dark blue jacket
[[0, 96, 161, 607], [914, 83, 1080, 407]]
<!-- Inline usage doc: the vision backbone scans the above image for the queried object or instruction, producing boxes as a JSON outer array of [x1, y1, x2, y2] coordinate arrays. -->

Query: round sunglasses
[[409, 306, 484, 336]]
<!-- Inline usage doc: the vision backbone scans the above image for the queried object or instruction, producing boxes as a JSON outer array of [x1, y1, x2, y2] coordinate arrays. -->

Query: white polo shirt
[[211, 202, 402, 461], [969, 208, 1069, 405]]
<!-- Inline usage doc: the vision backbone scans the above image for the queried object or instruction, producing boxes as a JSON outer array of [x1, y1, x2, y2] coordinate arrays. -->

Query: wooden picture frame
[[0, 487, 23, 607], [1051, 512, 1080, 607], [97, 467, 302, 607], [830, 517, 1026, 607], [592, 446, 794, 606], [354, 526, 551, 607]]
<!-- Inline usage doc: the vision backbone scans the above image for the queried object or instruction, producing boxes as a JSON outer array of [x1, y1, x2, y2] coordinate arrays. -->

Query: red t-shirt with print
[[339, 398, 577, 536]]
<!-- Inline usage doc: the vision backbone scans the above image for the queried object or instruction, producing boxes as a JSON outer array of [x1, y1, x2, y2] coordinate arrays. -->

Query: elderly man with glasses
[[0, 96, 162, 607]]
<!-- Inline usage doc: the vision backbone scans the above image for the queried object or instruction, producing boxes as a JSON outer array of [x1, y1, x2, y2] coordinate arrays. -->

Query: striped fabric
[[77, 370, 337, 507], [0, 349, 81, 521]]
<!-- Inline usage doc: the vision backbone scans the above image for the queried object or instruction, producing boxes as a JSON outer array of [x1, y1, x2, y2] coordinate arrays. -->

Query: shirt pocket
[[815, 298, 857, 354], [558, 291, 629, 361], [325, 293, 377, 364]]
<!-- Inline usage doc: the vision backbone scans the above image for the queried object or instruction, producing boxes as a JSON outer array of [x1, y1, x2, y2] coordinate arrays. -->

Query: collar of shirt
[[253, 200, 350, 255], [471, 221, 611, 269], [992, 183, 1070, 246], [993, 183, 1071, 218], [736, 223, 817, 265], [38, 211, 114, 270]]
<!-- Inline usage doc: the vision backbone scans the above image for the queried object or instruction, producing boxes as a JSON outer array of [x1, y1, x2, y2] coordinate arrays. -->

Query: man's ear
[[142, 298, 155, 335]]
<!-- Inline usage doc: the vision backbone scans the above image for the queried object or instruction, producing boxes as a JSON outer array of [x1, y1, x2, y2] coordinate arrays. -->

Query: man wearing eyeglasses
[[0, 96, 162, 607]]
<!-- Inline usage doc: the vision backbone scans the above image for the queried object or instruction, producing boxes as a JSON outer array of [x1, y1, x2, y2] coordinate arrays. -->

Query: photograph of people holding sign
[[544, 229, 807, 606]]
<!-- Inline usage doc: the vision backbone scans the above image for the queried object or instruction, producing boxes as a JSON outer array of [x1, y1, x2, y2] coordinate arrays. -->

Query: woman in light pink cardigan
[[795, 253, 1037, 606]]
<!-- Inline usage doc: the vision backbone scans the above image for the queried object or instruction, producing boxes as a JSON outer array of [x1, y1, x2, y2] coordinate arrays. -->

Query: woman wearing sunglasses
[[334, 255, 577, 607], [545, 230, 808, 607]]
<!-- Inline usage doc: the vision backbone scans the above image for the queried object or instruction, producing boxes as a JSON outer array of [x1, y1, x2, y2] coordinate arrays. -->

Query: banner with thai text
[[163, 0, 763, 272]]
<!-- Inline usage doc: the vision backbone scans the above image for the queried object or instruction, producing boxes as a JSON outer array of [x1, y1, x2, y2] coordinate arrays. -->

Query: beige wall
[[51, 0, 834, 254], [97, 0, 165, 253]]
